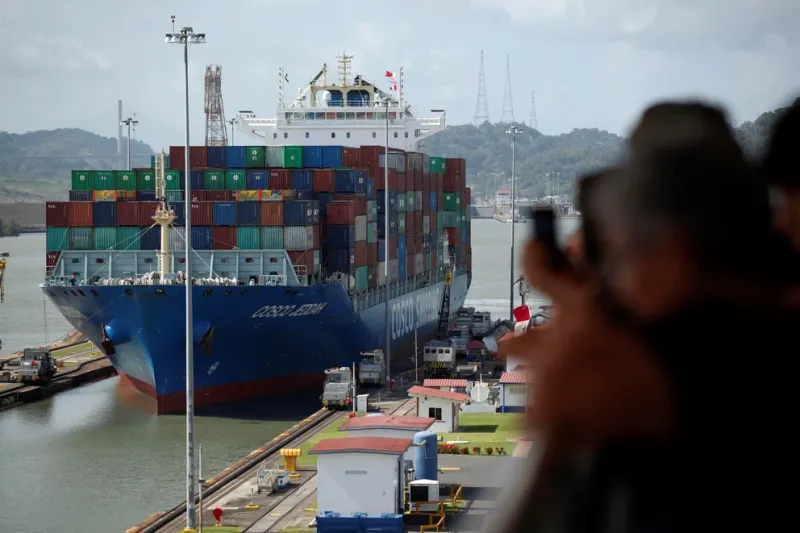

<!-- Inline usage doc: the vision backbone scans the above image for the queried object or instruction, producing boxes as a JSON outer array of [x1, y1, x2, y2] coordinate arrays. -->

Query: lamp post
[[227, 117, 239, 145], [120, 117, 138, 170], [166, 16, 205, 532], [506, 126, 522, 320], [383, 99, 391, 391]]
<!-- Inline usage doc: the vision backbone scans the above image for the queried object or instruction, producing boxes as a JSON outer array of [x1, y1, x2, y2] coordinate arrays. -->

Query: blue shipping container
[[327, 248, 354, 274], [226, 146, 246, 168], [366, 177, 375, 200], [93, 201, 116, 227], [334, 169, 356, 192], [296, 190, 314, 201], [313, 192, 332, 216], [246, 169, 268, 190], [378, 239, 387, 262], [137, 190, 156, 201], [302, 146, 323, 168], [398, 255, 407, 279], [284, 200, 314, 226], [172, 202, 186, 226], [236, 227, 260, 249], [236, 201, 260, 226], [141, 226, 160, 250], [429, 191, 437, 212], [461, 228, 468, 245], [291, 169, 313, 190], [213, 202, 237, 226], [259, 227, 284, 249], [191, 226, 213, 250], [354, 170, 368, 193], [207, 146, 226, 168], [377, 191, 398, 213], [397, 234, 407, 257], [423, 234, 431, 253], [377, 212, 398, 237], [321, 145, 343, 168], [190, 170, 204, 191], [327, 225, 356, 249], [69, 190, 91, 202], [165, 190, 183, 203]]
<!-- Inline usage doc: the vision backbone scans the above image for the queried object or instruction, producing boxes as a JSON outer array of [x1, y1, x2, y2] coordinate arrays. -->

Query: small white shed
[[310, 437, 412, 517], [407, 385, 469, 433], [339, 415, 435, 461], [499, 370, 533, 413], [422, 378, 468, 392]]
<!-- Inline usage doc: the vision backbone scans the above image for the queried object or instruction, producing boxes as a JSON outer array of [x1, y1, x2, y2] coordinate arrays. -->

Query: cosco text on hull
[[251, 303, 328, 318]]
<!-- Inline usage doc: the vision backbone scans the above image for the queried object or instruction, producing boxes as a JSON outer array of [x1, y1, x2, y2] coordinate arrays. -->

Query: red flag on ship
[[512, 305, 531, 323], [385, 70, 397, 91]]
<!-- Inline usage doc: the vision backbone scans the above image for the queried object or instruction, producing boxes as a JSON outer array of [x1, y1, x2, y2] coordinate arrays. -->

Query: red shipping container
[[406, 255, 414, 278], [212, 227, 236, 250], [414, 213, 423, 233], [397, 172, 406, 192], [190, 191, 207, 202], [334, 194, 367, 216], [354, 241, 368, 267], [446, 158, 465, 177], [407, 237, 416, 256], [407, 213, 415, 234], [464, 187, 471, 206], [415, 232, 423, 252], [46, 201, 69, 227], [443, 173, 458, 192], [414, 170, 423, 190], [328, 201, 356, 224], [269, 169, 291, 190], [431, 252, 438, 271], [360, 146, 384, 167], [136, 202, 157, 225], [436, 174, 444, 193], [46, 251, 61, 276], [430, 212, 438, 233], [437, 190, 444, 208], [259, 202, 284, 226], [388, 235, 398, 260], [375, 168, 398, 191], [190, 202, 214, 226], [116, 201, 140, 226], [190, 146, 208, 169], [312, 169, 335, 192], [445, 228, 458, 246], [67, 202, 93, 227], [342, 147, 361, 168], [310, 225, 320, 249], [367, 243, 378, 265], [288, 250, 318, 276], [206, 190, 234, 202], [169, 146, 186, 170], [319, 216, 328, 241]]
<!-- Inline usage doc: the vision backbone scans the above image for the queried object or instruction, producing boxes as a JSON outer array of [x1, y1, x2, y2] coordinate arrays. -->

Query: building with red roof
[[498, 369, 533, 413], [339, 415, 435, 460], [309, 437, 412, 516], [407, 385, 469, 433]]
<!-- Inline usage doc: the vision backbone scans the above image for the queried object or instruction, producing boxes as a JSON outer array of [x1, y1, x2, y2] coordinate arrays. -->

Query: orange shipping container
[[328, 201, 356, 225], [68, 202, 93, 227], [190, 202, 214, 226], [354, 241, 368, 267], [342, 147, 361, 168], [92, 190, 118, 201], [334, 194, 367, 216], [259, 202, 284, 226], [268, 169, 291, 190]]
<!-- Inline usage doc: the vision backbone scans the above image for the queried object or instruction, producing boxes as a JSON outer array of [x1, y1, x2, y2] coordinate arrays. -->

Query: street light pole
[[506, 126, 522, 320], [120, 117, 138, 170], [166, 17, 206, 532], [227, 117, 238, 145], [384, 99, 391, 391]]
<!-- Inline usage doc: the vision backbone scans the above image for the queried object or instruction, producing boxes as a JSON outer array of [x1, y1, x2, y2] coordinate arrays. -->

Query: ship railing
[[258, 274, 289, 287], [351, 268, 449, 312]]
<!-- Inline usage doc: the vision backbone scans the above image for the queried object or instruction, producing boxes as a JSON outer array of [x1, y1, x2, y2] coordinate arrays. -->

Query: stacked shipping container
[[46, 145, 471, 287]]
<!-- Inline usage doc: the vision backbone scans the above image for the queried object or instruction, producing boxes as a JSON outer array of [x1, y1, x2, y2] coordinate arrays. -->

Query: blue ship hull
[[42, 273, 469, 413]]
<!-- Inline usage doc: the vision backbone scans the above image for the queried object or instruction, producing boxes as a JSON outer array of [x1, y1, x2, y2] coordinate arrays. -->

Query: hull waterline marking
[[251, 303, 327, 319]]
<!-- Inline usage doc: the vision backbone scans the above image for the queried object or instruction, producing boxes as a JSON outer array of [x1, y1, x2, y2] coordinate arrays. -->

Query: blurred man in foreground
[[763, 98, 800, 251]]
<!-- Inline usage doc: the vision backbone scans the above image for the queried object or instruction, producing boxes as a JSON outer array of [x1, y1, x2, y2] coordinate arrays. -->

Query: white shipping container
[[284, 226, 315, 251], [168, 226, 186, 251], [310, 249, 321, 274], [366, 200, 378, 223], [377, 259, 399, 286], [355, 215, 367, 242], [423, 216, 430, 234], [265, 146, 284, 167], [414, 253, 424, 275], [415, 191, 423, 212]]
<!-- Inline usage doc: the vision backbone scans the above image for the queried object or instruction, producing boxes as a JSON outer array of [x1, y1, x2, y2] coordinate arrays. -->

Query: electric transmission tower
[[529, 91, 538, 130], [204, 65, 228, 146], [501, 53, 515, 123], [473, 50, 490, 125]]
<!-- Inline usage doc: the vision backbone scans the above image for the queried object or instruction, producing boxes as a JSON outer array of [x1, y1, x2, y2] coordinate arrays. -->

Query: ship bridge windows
[[328, 90, 344, 107], [347, 90, 371, 107]]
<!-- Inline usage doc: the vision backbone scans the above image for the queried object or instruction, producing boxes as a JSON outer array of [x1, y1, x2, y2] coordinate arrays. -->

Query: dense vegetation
[[0, 129, 153, 202]]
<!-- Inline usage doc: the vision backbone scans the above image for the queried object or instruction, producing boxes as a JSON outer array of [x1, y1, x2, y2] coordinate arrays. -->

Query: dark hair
[[762, 98, 800, 189]]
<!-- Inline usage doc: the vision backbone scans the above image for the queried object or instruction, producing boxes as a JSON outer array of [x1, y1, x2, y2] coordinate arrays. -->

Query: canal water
[[0, 218, 577, 533]]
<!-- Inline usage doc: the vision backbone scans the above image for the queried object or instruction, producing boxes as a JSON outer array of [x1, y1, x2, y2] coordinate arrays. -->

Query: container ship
[[41, 56, 472, 414]]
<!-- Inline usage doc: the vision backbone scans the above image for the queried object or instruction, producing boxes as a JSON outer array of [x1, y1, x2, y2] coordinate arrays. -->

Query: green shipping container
[[93, 227, 117, 250], [355, 266, 369, 292], [367, 200, 378, 223], [366, 222, 378, 244], [437, 211, 445, 230], [225, 170, 246, 190], [236, 227, 260, 250], [46, 227, 68, 252], [93, 170, 114, 191], [165, 191, 183, 203], [116, 227, 141, 251], [406, 191, 415, 212], [442, 192, 461, 211], [114, 170, 136, 191], [204, 169, 225, 190], [398, 213, 406, 234], [136, 169, 156, 191], [71, 170, 94, 191], [282, 146, 303, 169], [396, 193, 407, 213], [245, 146, 266, 168], [164, 170, 182, 191], [151, 154, 170, 168], [443, 211, 457, 228], [259, 227, 284, 249], [429, 157, 446, 174], [69, 228, 93, 251]]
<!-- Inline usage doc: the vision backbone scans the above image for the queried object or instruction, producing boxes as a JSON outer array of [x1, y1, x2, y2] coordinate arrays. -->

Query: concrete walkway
[[245, 476, 318, 532]]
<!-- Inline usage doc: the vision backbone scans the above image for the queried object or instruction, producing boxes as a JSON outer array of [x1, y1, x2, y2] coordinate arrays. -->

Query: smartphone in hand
[[532, 206, 569, 272]]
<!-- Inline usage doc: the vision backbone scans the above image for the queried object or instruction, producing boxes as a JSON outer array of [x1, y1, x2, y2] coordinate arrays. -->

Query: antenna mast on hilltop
[[204, 65, 227, 146], [529, 90, 538, 130], [501, 53, 515, 123], [473, 50, 490, 125]]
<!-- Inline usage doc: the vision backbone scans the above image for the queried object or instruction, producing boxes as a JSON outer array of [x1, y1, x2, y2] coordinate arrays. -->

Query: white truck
[[422, 340, 456, 379], [358, 350, 385, 387]]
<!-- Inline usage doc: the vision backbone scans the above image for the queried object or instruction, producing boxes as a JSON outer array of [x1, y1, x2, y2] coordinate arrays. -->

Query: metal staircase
[[437, 247, 458, 332]]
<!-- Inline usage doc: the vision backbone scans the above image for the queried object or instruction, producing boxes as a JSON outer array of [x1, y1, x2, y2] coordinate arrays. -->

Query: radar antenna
[[336, 52, 354, 86], [152, 151, 176, 277]]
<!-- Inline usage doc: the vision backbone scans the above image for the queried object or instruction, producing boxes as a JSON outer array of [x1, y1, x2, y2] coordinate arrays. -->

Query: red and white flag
[[385, 70, 397, 91]]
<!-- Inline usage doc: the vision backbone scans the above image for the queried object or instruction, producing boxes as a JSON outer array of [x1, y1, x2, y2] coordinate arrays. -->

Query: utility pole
[[120, 116, 139, 170], [506, 126, 523, 320], [227, 117, 239, 145], [383, 99, 392, 391]]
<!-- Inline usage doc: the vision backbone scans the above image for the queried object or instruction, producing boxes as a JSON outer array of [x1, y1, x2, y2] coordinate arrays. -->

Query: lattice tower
[[529, 90, 538, 130], [501, 53, 515, 123], [473, 50, 490, 125], [204, 65, 228, 146]]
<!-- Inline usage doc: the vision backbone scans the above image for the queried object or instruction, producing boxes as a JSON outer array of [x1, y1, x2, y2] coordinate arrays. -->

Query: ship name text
[[251, 303, 328, 319], [391, 287, 442, 341]]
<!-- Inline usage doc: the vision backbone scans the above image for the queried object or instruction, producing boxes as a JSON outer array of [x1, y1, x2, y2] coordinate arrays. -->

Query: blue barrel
[[413, 431, 438, 481]]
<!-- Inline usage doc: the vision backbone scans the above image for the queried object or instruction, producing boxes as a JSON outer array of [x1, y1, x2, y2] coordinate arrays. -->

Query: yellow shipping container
[[92, 190, 118, 201], [236, 190, 260, 201], [260, 190, 283, 201], [117, 191, 136, 201]]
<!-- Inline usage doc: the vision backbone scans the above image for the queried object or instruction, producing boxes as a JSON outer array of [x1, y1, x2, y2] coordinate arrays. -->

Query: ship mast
[[152, 151, 176, 277]]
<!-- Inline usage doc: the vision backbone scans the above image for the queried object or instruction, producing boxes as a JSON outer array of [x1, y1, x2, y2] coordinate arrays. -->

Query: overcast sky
[[1, 0, 798, 150]]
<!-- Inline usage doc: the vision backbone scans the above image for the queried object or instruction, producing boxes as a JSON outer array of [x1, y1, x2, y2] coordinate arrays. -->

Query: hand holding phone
[[532, 206, 569, 272]]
